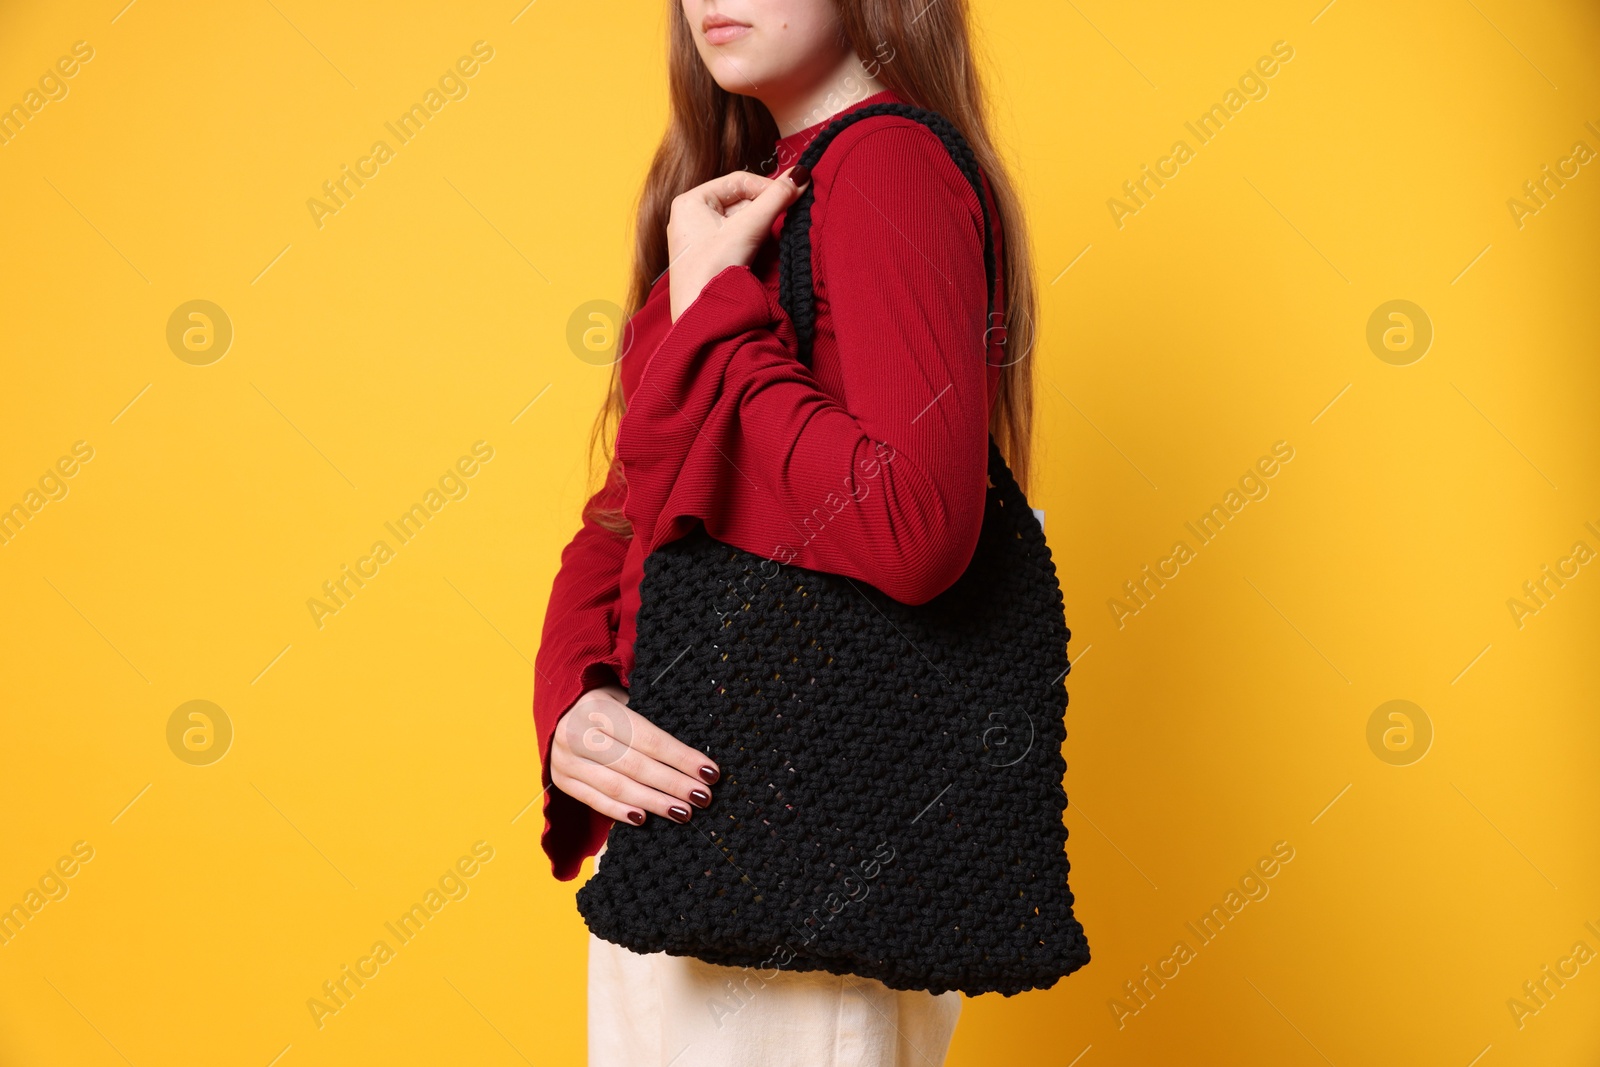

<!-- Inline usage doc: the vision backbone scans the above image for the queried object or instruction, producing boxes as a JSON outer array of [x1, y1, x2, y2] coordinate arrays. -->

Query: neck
[[762, 53, 889, 136]]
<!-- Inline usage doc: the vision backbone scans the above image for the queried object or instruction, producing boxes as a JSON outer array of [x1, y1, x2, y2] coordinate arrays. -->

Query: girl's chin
[[708, 65, 768, 94]]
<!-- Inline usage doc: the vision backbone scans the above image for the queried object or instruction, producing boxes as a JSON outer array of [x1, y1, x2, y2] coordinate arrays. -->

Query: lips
[[702, 13, 752, 45]]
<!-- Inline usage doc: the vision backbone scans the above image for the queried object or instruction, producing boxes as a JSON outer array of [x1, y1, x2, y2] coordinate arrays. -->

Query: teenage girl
[[533, 2, 1040, 1063]]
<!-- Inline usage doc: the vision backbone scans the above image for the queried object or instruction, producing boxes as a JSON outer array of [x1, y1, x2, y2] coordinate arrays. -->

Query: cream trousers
[[585, 851, 962, 1066]]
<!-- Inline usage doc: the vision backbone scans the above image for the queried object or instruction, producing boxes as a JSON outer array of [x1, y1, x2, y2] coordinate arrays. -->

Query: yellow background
[[2, 0, 1597, 1063]]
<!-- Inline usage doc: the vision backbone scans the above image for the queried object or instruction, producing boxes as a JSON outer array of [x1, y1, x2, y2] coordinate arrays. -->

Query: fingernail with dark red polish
[[789, 164, 810, 186], [626, 810, 645, 825], [689, 789, 711, 808], [668, 805, 691, 823], [699, 766, 720, 784]]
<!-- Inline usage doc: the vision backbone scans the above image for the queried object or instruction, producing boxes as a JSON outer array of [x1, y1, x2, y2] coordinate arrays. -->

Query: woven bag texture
[[575, 104, 1090, 997]]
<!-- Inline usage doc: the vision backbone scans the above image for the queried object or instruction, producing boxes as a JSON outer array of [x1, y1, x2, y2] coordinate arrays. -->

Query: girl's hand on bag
[[550, 683, 721, 827], [667, 165, 811, 322]]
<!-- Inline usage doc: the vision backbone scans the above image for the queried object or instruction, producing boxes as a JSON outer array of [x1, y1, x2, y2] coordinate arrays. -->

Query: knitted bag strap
[[775, 102, 998, 370]]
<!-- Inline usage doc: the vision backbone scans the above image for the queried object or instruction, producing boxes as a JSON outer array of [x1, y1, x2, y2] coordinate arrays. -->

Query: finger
[[696, 170, 773, 214], [553, 772, 648, 827], [725, 167, 804, 216], [624, 710, 722, 784], [609, 742, 714, 809], [723, 168, 807, 238], [778, 164, 811, 189], [579, 759, 697, 824]]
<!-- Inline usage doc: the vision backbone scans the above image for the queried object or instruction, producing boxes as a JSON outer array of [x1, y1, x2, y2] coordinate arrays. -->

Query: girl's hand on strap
[[666, 165, 811, 322], [549, 684, 722, 827]]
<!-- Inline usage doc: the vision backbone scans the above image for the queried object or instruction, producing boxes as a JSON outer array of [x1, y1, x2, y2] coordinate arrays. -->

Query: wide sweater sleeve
[[615, 123, 994, 604], [532, 459, 631, 881]]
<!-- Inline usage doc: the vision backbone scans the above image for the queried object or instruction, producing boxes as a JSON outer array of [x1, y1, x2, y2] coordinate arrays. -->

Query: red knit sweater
[[533, 88, 1007, 880]]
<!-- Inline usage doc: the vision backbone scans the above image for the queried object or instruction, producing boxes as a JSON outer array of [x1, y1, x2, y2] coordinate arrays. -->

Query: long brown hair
[[585, 0, 1038, 536]]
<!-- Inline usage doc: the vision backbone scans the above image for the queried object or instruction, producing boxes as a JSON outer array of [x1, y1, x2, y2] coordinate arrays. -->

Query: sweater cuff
[[536, 656, 625, 881], [633, 264, 785, 405], [671, 263, 784, 341], [617, 265, 789, 556]]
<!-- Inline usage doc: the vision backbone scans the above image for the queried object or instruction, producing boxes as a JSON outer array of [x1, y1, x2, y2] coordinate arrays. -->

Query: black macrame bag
[[576, 103, 1090, 997]]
